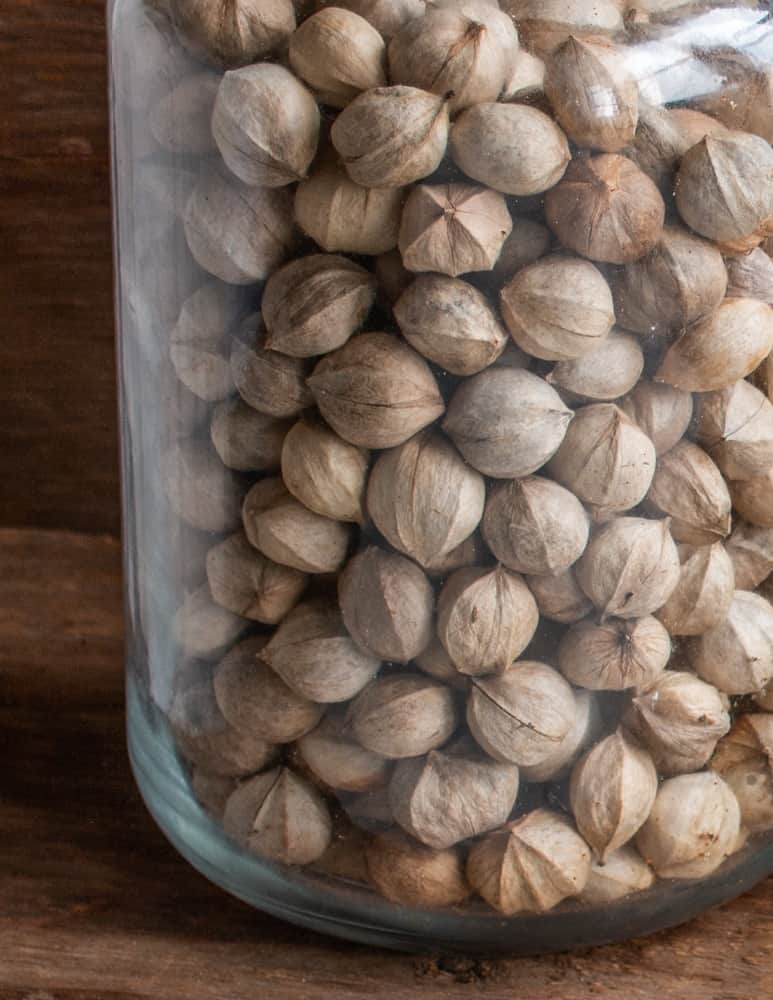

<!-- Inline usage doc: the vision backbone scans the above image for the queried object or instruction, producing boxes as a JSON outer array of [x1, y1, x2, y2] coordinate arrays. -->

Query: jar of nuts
[[111, 0, 773, 954]]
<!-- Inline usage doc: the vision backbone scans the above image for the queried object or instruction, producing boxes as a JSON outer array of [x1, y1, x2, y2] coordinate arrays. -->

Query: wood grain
[[3, 526, 773, 999]]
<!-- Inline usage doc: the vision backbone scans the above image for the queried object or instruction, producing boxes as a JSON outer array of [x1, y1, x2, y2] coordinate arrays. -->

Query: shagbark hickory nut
[[242, 478, 351, 575], [657, 299, 773, 393], [620, 380, 693, 456], [206, 533, 307, 624], [443, 368, 573, 479], [288, 8, 387, 109], [646, 441, 732, 546], [295, 163, 405, 255], [437, 566, 539, 676], [365, 830, 470, 908], [450, 103, 570, 197], [263, 599, 381, 704], [308, 333, 444, 450], [338, 546, 435, 663], [580, 846, 655, 905], [525, 568, 594, 625], [399, 183, 512, 277], [281, 417, 369, 525], [726, 522, 773, 592], [184, 167, 297, 285], [262, 254, 377, 360], [213, 635, 324, 743], [501, 0, 623, 56], [466, 660, 576, 766], [388, 744, 520, 849], [212, 64, 320, 187], [297, 712, 391, 793], [613, 226, 727, 337], [394, 275, 508, 376], [489, 218, 552, 287], [655, 543, 736, 637], [570, 730, 658, 862], [210, 398, 290, 473], [466, 809, 591, 915], [575, 517, 680, 620], [725, 248, 773, 305], [547, 404, 656, 515], [686, 590, 773, 696], [558, 615, 671, 692], [545, 156, 666, 266], [367, 431, 485, 569], [547, 331, 644, 403], [545, 38, 638, 153], [731, 469, 773, 529], [712, 715, 773, 835], [331, 86, 450, 189], [520, 689, 601, 783], [223, 767, 332, 865], [348, 674, 459, 759], [482, 476, 589, 576], [500, 254, 615, 361], [696, 380, 773, 482], [162, 437, 243, 533], [149, 71, 219, 156], [230, 316, 314, 419], [635, 772, 740, 879], [169, 0, 296, 66], [388, 2, 518, 114], [624, 670, 731, 777]]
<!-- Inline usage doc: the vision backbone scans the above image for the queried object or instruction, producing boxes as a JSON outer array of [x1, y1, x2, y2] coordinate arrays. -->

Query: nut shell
[[559, 616, 671, 692], [365, 830, 470, 908], [656, 543, 736, 637], [646, 441, 732, 546], [686, 590, 773, 695]]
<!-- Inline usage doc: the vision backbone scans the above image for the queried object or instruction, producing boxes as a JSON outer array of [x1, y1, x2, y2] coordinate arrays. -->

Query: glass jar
[[110, 0, 773, 954]]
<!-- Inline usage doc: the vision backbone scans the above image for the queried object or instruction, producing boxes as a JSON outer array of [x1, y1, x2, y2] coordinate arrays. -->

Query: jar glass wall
[[111, 0, 773, 954]]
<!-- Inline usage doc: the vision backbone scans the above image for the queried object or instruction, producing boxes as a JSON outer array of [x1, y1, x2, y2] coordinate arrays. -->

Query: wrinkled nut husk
[[656, 298, 773, 393], [712, 714, 773, 835], [212, 64, 320, 187], [635, 772, 741, 879], [466, 809, 591, 914], [466, 660, 575, 766], [443, 368, 573, 479], [558, 615, 671, 692], [500, 254, 615, 361], [314, 0, 424, 41], [331, 86, 450, 189], [547, 331, 644, 403], [482, 476, 589, 576], [348, 674, 459, 759], [210, 397, 290, 472], [263, 598, 381, 704], [295, 163, 405, 255], [398, 183, 513, 277], [230, 315, 314, 419], [675, 133, 773, 251], [149, 71, 219, 156], [365, 830, 470, 908], [620, 379, 693, 456], [488, 218, 552, 288], [288, 7, 387, 109], [394, 274, 508, 376], [437, 566, 539, 676], [213, 635, 324, 743], [645, 441, 732, 546], [338, 546, 435, 664], [504, 0, 623, 56], [575, 516, 680, 620], [655, 542, 736, 638], [695, 379, 773, 482], [727, 522, 773, 591], [501, 47, 546, 102], [388, 3, 517, 114], [624, 670, 731, 778], [450, 103, 570, 197], [172, 584, 250, 659], [184, 166, 297, 285], [162, 437, 244, 533], [547, 404, 656, 515], [169, 0, 296, 66], [545, 37, 638, 153], [570, 730, 658, 861], [731, 468, 773, 529], [388, 744, 519, 849], [281, 417, 369, 525], [415, 638, 469, 690], [296, 712, 392, 793], [686, 590, 773, 696], [580, 846, 655, 905], [367, 430, 485, 569], [223, 766, 332, 865], [520, 689, 601, 783], [545, 155, 665, 266], [525, 568, 594, 625], [613, 225, 727, 336], [242, 478, 352, 575], [262, 253, 377, 359], [308, 333, 445, 450], [206, 532, 308, 624]]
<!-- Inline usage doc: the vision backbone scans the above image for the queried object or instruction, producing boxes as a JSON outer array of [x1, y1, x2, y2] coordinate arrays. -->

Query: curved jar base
[[127, 673, 773, 956]]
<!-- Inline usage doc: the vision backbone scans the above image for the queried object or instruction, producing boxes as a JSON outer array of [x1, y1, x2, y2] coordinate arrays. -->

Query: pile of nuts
[[135, 0, 773, 914]]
